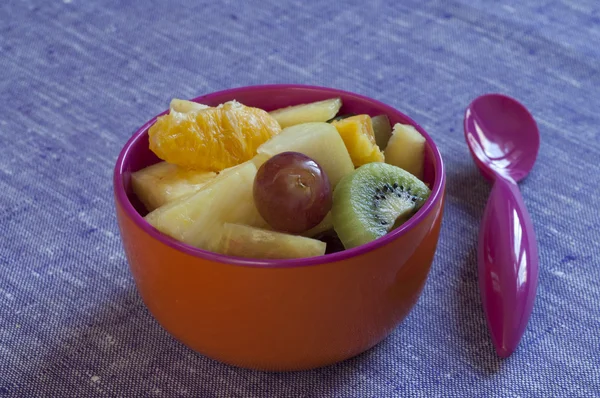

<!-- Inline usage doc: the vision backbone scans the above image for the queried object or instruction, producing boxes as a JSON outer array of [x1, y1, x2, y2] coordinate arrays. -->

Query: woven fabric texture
[[1, 0, 599, 397]]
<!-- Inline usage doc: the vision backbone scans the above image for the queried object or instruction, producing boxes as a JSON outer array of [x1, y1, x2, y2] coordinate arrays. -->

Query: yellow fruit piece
[[219, 223, 326, 259], [331, 115, 385, 167], [269, 98, 342, 128], [148, 100, 282, 171], [169, 98, 209, 113], [384, 123, 426, 181], [144, 161, 268, 252], [132, 161, 216, 212]]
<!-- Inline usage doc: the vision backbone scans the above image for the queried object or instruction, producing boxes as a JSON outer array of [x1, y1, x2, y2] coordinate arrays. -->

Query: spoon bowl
[[465, 94, 540, 182]]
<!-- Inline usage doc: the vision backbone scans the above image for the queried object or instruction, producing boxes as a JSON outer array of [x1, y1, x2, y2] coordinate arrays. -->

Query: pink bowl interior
[[114, 84, 445, 267]]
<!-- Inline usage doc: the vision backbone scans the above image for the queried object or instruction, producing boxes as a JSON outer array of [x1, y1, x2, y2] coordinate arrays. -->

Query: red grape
[[253, 152, 332, 233]]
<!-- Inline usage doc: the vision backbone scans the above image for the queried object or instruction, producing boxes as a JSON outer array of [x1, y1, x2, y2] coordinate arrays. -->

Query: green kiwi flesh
[[331, 162, 431, 249]]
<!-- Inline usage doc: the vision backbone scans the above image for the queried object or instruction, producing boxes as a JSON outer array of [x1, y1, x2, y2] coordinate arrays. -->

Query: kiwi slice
[[331, 162, 431, 249]]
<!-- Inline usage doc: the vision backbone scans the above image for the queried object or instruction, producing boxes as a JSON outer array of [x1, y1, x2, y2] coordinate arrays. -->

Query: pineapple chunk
[[257, 122, 354, 188], [269, 98, 342, 128], [219, 223, 326, 259], [384, 123, 426, 181], [331, 115, 384, 167], [144, 161, 267, 251], [131, 161, 216, 212], [169, 98, 209, 113]]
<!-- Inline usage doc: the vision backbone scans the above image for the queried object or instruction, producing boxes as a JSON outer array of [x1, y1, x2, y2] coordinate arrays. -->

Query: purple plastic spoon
[[464, 94, 540, 358]]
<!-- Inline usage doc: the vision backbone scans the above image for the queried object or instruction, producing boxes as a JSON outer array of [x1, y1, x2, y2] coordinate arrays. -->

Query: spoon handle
[[478, 175, 539, 358]]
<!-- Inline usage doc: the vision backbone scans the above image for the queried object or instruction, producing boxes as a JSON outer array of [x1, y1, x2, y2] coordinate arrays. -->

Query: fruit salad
[[132, 97, 431, 259]]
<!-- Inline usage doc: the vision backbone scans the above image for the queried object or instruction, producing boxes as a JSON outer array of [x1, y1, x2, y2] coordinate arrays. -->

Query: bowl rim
[[113, 83, 445, 268]]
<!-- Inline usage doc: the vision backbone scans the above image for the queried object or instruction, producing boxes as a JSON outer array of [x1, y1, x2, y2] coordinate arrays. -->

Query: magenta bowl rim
[[113, 84, 446, 268]]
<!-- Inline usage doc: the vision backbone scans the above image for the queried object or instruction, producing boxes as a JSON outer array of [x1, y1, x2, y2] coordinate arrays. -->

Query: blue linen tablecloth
[[1, 0, 599, 396]]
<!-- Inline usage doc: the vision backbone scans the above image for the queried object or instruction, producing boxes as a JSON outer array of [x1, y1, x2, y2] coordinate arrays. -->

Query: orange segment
[[149, 101, 281, 171]]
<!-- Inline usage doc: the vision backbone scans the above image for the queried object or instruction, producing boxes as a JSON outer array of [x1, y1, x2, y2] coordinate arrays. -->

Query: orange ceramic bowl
[[113, 84, 446, 371]]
